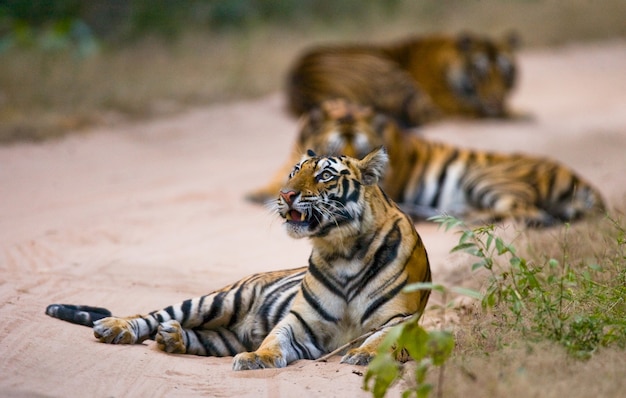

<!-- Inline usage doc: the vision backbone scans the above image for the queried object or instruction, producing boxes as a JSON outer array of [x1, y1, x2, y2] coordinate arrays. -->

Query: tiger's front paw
[[232, 351, 286, 370], [93, 317, 138, 344], [340, 347, 376, 366], [156, 320, 187, 354]]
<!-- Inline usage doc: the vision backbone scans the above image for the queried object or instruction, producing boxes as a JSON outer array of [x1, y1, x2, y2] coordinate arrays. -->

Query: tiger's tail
[[45, 304, 112, 327]]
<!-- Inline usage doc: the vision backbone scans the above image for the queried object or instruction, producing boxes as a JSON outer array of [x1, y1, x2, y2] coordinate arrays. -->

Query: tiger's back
[[253, 99, 605, 227], [393, 136, 606, 226], [287, 32, 521, 127]]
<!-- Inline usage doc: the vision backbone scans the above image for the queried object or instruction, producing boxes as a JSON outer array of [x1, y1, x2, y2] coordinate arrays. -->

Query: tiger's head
[[296, 99, 387, 160], [275, 146, 388, 240], [444, 32, 519, 117]]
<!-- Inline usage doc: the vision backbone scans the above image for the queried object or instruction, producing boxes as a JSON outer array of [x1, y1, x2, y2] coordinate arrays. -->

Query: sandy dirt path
[[1, 41, 625, 397]]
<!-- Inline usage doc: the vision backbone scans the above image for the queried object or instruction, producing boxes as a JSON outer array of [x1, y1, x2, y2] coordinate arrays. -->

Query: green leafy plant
[[363, 283, 480, 398], [432, 214, 626, 359]]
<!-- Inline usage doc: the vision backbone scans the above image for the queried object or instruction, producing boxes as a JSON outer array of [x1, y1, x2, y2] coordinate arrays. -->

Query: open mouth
[[284, 209, 307, 223], [283, 208, 321, 230]]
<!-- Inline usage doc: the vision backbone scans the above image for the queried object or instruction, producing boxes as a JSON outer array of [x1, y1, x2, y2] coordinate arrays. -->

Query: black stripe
[[302, 281, 339, 322], [134, 317, 153, 340], [259, 282, 300, 333], [308, 258, 345, 299], [367, 262, 406, 299], [227, 283, 244, 327], [312, 211, 355, 238], [360, 278, 408, 324], [346, 179, 361, 203], [180, 299, 192, 326], [556, 176, 577, 203], [430, 150, 459, 207], [349, 221, 402, 300], [413, 146, 433, 204], [260, 269, 304, 294], [287, 325, 314, 360], [290, 310, 324, 354], [195, 330, 221, 356], [197, 295, 206, 318], [216, 329, 239, 356], [183, 330, 196, 354], [202, 291, 226, 324], [270, 290, 298, 331], [165, 306, 176, 320], [379, 187, 393, 207]]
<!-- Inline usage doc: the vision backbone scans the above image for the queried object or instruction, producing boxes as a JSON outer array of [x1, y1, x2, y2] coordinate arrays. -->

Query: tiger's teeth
[[300, 212, 306, 222], [285, 213, 292, 221]]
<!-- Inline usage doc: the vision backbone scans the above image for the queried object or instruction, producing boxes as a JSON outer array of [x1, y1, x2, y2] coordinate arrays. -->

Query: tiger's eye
[[321, 171, 332, 180]]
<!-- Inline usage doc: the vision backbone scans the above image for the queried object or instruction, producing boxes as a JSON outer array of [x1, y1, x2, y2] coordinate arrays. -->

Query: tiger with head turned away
[[287, 31, 522, 128], [46, 147, 432, 369], [248, 99, 605, 227]]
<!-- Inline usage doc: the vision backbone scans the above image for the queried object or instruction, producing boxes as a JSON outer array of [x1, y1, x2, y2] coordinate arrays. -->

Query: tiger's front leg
[[340, 325, 392, 366], [232, 312, 325, 370], [231, 334, 288, 370]]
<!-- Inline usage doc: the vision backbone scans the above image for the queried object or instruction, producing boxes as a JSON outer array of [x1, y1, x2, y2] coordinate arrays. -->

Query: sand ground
[[1, 41, 625, 397]]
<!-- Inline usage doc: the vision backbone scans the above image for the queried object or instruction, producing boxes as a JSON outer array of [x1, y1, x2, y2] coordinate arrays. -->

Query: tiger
[[248, 99, 605, 227], [46, 147, 432, 370], [287, 31, 521, 127]]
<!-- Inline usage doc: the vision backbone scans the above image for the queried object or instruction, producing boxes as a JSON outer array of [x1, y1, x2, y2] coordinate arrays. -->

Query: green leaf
[[427, 330, 455, 365], [403, 282, 442, 293], [450, 286, 483, 300], [399, 322, 430, 361], [377, 323, 406, 353], [495, 237, 507, 255], [429, 214, 464, 231], [416, 383, 433, 398], [459, 230, 474, 244], [486, 233, 494, 251], [588, 263, 602, 271], [364, 352, 400, 398], [451, 242, 477, 253]]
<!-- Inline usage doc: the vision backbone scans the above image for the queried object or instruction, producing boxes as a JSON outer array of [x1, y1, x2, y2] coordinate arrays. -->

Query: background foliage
[[1, 0, 625, 142]]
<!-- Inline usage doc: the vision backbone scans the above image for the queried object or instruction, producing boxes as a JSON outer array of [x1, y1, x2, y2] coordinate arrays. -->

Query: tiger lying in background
[[287, 31, 521, 127], [46, 147, 432, 370], [248, 100, 605, 227]]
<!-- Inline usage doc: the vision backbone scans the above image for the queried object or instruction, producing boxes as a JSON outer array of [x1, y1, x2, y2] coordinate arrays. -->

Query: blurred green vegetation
[[1, 0, 625, 143], [0, 0, 401, 49]]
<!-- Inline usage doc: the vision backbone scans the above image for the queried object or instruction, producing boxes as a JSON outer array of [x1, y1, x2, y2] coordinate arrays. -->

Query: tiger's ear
[[504, 30, 521, 50], [456, 31, 474, 53], [298, 108, 323, 145], [358, 147, 388, 186], [299, 149, 316, 163]]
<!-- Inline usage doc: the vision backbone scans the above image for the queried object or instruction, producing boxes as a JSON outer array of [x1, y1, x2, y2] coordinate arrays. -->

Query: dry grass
[[438, 343, 626, 397], [1, 0, 626, 143], [413, 212, 626, 398]]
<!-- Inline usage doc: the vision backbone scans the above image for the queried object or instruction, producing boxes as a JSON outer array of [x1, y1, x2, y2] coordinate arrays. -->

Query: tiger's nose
[[280, 190, 297, 204]]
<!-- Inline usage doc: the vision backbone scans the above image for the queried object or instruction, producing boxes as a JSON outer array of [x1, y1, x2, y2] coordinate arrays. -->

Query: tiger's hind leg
[[156, 320, 248, 356], [464, 202, 556, 228], [93, 316, 146, 344]]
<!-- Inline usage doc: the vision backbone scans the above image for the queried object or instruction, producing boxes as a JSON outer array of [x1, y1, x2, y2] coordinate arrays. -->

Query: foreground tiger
[[249, 100, 605, 227], [46, 148, 432, 370], [287, 32, 521, 127]]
